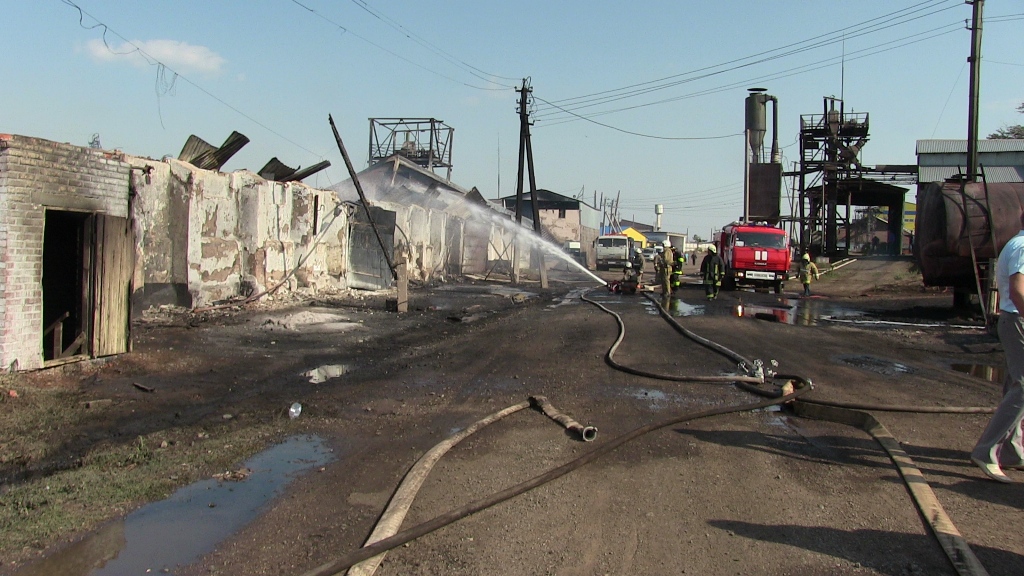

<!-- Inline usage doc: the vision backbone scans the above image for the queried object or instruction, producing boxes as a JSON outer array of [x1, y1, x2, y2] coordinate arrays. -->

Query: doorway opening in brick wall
[[42, 210, 90, 361], [42, 210, 133, 363]]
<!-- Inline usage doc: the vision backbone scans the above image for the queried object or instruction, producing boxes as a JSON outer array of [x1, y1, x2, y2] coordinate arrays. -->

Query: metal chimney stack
[[655, 204, 663, 231], [745, 88, 779, 164]]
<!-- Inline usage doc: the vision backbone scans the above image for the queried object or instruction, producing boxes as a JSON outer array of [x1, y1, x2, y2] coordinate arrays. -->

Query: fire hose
[[299, 288, 994, 576], [619, 290, 990, 575], [301, 387, 809, 576]]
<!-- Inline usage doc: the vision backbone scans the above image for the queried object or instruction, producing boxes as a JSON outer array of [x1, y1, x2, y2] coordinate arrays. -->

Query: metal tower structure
[[795, 97, 916, 258], [797, 97, 871, 256], [368, 118, 454, 180]]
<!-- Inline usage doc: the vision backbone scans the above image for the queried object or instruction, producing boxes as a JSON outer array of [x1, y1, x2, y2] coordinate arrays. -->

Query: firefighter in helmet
[[631, 247, 645, 285], [621, 261, 639, 294], [670, 248, 685, 292], [798, 253, 820, 297], [700, 245, 725, 300], [653, 244, 671, 294]]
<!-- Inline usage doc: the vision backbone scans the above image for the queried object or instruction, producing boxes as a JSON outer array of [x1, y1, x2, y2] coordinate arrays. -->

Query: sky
[[3, 0, 1023, 237]]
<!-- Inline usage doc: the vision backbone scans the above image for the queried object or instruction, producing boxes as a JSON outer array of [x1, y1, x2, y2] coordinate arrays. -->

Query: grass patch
[[0, 379, 286, 566]]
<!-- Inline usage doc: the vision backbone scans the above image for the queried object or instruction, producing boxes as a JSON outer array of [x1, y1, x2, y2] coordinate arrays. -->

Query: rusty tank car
[[915, 179, 1024, 294]]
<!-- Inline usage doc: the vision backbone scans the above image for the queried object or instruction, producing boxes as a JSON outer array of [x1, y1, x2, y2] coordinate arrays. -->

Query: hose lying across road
[[301, 288, 996, 576], [624, 290, 991, 576]]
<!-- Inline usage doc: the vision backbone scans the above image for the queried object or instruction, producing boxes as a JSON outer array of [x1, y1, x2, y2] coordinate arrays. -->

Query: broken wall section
[[129, 157, 351, 310], [0, 134, 130, 371]]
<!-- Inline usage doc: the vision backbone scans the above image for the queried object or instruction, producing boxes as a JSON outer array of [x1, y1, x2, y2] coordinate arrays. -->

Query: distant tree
[[692, 234, 704, 243], [987, 102, 1024, 139]]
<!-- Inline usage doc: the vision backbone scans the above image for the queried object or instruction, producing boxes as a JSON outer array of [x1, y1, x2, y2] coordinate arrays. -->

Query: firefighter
[[670, 249, 685, 292], [654, 245, 671, 294], [631, 248, 646, 285], [621, 261, 639, 294], [798, 253, 820, 296], [700, 245, 725, 300]]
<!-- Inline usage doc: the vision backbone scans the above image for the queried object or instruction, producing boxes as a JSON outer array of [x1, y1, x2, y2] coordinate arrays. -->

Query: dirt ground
[[2, 256, 1022, 576]]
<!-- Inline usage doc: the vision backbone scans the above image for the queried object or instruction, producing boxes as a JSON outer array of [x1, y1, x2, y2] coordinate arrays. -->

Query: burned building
[[0, 134, 133, 371], [1, 134, 514, 372], [331, 155, 514, 284]]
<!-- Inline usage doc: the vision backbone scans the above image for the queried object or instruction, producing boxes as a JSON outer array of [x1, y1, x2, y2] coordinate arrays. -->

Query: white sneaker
[[972, 457, 1012, 483]]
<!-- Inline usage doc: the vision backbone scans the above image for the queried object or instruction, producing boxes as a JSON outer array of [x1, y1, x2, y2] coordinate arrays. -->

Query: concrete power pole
[[515, 79, 547, 288]]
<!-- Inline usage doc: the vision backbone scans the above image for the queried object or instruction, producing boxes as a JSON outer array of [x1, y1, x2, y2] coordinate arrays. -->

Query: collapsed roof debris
[[177, 130, 250, 171], [258, 157, 332, 182]]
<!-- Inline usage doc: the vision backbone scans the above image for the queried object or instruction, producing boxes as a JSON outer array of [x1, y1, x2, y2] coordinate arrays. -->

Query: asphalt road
[[174, 262, 1021, 576], [8, 259, 1022, 576]]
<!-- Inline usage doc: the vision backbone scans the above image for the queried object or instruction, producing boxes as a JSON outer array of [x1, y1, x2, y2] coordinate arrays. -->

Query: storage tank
[[916, 180, 1024, 287]]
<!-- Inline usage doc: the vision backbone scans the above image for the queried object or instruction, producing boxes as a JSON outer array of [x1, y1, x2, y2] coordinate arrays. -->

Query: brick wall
[[0, 134, 129, 371]]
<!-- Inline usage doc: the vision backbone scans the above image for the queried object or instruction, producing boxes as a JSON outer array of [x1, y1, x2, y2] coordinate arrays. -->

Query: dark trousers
[[972, 312, 1024, 466]]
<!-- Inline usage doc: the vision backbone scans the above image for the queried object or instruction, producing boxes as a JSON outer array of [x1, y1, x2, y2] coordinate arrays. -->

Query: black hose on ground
[[299, 387, 811, 576], [601, 290, 991, 576], [581, 292, 764, 384], [299, 288, 991, 576]]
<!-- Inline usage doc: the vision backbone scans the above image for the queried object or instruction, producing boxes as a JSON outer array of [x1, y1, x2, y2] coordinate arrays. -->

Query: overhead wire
[[287, 0, 512, 91], [533, 95, 743, 141], [535, 20, 964, 125], [346, 0, 520, 85], [59, 0, 329, 162], [534, 0, 962, 115]]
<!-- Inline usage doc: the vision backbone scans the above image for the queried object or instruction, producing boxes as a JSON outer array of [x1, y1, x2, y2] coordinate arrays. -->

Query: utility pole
[[514, 79, 547, 288], [963, 1, 997, 322], [966, 0, 984, 182]]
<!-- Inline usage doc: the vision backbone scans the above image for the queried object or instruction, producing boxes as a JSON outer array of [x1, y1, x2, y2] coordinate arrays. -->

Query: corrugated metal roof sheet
[[919, 165, 1024, 183], [917, 139, 1024, 154]]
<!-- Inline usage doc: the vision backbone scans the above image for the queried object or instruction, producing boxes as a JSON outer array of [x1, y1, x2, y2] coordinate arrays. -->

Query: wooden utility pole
[[966, 0, 984, 182]]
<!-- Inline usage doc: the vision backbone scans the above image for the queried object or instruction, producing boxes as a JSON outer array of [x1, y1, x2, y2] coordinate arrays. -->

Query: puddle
[[627, 388, 680, 409], [836, 355, 915, 376], [657, 296, 862, 325], [630, 388, 668, 402], [304, 364, 352, 383], [951, 363, 1004, 383], [546, 287, 589, 309], [16, 435, 333, 576], [733, 298, 864, 326], [665, 298, 703, 317]]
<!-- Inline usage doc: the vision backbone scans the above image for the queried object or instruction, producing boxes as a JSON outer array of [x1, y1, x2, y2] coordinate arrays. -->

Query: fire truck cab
[[716, 222, 791, 293]]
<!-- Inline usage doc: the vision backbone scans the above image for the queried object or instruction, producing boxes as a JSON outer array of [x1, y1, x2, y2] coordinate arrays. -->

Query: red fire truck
[[716, 222, 791, 293]]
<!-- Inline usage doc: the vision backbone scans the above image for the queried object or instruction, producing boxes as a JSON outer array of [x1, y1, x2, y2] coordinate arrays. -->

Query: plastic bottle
[[288, 402, 302, 419]]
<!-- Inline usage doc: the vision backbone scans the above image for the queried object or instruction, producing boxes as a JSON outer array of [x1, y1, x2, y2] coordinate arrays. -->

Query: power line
[[534, 0, 961, 116], [537, 21, 962, 127], [346, 0, 520, 85], [533, 96, 743, 141], [287, 0, 511, 91], [60, 0, 328, 161]]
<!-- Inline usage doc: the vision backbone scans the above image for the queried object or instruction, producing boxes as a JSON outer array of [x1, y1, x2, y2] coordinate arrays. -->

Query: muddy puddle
[[16, 435, 333, 576], [836, 354, 915, 376], [950, 363, 1004, 383], [653, 295, 863, 326]]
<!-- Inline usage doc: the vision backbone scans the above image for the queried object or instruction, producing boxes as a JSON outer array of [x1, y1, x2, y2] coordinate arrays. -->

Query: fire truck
[[716, 221, 791, 293]]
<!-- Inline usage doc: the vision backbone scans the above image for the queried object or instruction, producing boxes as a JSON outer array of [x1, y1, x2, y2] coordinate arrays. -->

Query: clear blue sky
[[3, 0, 1022, 236]]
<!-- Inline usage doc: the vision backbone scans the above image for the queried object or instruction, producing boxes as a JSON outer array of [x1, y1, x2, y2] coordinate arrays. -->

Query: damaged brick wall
[[129, 158, 350, 309], [0, 134, 129, 371]]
